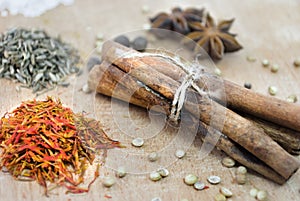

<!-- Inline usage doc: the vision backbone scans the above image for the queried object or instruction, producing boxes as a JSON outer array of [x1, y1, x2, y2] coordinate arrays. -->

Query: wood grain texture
[[0, 0, 300, 200]]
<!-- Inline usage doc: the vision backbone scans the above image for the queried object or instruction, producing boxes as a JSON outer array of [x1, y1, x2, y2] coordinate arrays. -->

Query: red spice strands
[[74, 115, 125, 151], [0, 97, 122, 195]]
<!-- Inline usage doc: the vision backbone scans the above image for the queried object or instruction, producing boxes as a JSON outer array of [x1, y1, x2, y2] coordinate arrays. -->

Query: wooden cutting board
[[0, 0, 299, 200]]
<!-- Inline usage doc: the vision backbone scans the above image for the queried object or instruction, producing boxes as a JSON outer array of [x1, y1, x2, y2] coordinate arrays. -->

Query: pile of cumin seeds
[[0, 28, 80, 93]]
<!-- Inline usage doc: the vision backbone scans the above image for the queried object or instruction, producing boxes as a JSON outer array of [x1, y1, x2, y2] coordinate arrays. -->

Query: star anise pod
[[150, 7, 204, 35], [185, 14, 242, 60]]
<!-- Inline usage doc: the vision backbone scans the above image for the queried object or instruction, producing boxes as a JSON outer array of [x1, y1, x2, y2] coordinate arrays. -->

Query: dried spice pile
[[150, 7, 242, 60], [0, 28, 80, 93], [0, 97, 121, 195]]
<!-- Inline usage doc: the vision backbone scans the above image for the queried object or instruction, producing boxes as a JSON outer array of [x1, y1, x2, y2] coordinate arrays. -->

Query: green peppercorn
[[116, 166, 126, 178], [262, 59, 270, 67], [286, 94, 298, 103], [175, 149, 186, 159], [148, 152, 159, 162], [222, 157, 235, 168], [207, 175, 221, 184], [102, 176, 116, 187], [268, 86, 277, 96], [184, 174, 198, 185], [149, 171, 162, 181], [271, 64, 279, 73], [131, 138, 144, 147], [257, 190, 268, 201]]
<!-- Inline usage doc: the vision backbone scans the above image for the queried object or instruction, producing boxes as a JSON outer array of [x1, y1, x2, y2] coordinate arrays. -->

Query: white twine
[[123, 52, 207, 122]]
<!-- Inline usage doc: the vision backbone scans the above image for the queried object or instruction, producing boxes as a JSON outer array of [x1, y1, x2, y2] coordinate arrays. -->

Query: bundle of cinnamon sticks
[[88, 40, 300, 184]]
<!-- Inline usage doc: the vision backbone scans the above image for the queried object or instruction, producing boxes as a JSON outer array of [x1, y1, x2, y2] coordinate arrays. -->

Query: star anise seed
[[150, 7, 204, 35], [185, 14, 242, 60]]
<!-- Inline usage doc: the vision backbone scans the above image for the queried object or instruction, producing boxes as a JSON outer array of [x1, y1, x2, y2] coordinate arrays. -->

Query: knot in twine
[[124, 52, 207, 123]]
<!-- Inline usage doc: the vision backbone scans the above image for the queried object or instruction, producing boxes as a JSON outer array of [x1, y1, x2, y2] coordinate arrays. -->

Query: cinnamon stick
[[89, 62, 286, 184], [90, 59, 297, 178], [101, 40, 300, 132], [100, 41, 300, 179], [89, 61, 170, 113], [122, 49, 300, 154], [197, 121, 286, 184], [199, 76, 300, 132], [240, 113, 300, 155], [185, 101, 299, 180]]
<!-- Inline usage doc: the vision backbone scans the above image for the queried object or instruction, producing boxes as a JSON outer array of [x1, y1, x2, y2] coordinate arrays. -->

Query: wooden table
[[0, 0, 299, 200]]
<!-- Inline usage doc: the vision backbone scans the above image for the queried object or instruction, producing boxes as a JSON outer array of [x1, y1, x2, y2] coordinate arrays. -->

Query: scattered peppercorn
[[270, 64, 279, 73], [102, 176, 116, 188], [131, 137, 144, 147], [222, 157, 235, 168], [141, 5, 150, 14], [293, 58, 300, 67], [157, 168, 169, 177], [175, 149, 186, 159], [220, 187, 233, 197], [236, 173, 247, 184], [207, 175, 221, 184], [286, 94, 298, 103], [95, 41, 103, 53], [148, 152, 159, 162], [149, 171, 162, 181], [256, 190, 268, 201], [246, 56, 256, 62], [82, 83, 91, 93], [184, 174, 198, 185], [268, 86, 277, 96], [87, 56, 101, 71], [250, 188, 258, 197], [262, 59, 270, 67], [214, 68, 222, 76], [237, 166, 247, 174], [96, 33, 104, 41], [244, 82, 252, 89], [214, 193, 226, 201], [132, 36, 148, 52], [114, 35, 130, 47], [236, 166, 247, 184], [193, 181, 206, 190], [116, 166, 127, 178]]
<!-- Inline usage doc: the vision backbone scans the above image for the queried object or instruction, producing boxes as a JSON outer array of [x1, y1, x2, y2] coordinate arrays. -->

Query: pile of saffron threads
[[0, 97, 122, 195]]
